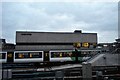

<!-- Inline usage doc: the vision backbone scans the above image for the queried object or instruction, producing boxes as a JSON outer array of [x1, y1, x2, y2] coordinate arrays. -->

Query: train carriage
[[49, 50, 73, 62], [49, 50, 84, 62], [49, 49, 101, 62]]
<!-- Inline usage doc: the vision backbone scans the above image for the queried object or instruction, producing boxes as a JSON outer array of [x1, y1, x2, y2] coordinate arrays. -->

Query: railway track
[[2, 64, 120, 80]]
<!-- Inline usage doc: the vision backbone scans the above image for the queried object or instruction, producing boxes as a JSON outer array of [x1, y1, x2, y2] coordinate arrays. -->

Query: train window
[[63, 52, 66, 57], [55, 52, 58, 57], [51, 51, 73, 58], [39, 52, 42, 58], [15, 53, 19, 59], [30, 53, 32, 57], [60, 53, 62, 57], [0, 53, 6, 59], [53, 53, 56, 57], [23, 53, 29, 58], [19, 53, 23, 58], [51, 52, 54, 58], [51, 52, 60, 58], [51, 52, 64, 58], [30, 52, 42, 58], [15, 52, 42, 59], [15, 53, 24, 59]]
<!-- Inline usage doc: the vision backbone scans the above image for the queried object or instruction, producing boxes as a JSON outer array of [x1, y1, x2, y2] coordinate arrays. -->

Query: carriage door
[[44, 51, 49, 62], [7, 52, 14, 63]]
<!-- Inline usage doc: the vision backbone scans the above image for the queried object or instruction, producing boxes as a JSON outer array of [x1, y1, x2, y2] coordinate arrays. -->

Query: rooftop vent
[[0, 39, 6, 44], [116, 38, 120, 42], [74, 30, 82, 33]]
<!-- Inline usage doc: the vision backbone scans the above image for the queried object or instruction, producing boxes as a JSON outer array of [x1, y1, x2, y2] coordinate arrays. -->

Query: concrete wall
[[89, 54, 120, 66]]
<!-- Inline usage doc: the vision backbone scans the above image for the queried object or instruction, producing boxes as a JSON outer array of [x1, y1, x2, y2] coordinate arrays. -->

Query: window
[[0, 53, 6, 59], [15, 52, 42, 59], [51, 51, 73, 58]]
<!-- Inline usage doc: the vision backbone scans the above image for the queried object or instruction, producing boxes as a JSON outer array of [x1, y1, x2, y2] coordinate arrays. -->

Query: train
[[0, 49, 101, 63]]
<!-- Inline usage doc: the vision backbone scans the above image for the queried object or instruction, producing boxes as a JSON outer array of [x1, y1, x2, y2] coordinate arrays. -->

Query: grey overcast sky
[[1, 1, 118, 43]]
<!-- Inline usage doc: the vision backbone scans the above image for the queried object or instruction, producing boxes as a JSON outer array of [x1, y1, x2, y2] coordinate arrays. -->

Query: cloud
[[2, 2, 118, 43]]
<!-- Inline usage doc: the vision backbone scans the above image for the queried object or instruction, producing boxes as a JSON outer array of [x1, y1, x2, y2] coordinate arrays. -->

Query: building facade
[[15, 30, 97, 51]]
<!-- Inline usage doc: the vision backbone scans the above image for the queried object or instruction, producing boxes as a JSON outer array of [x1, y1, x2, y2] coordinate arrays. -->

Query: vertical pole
[[118, 2, 120, 39], [8, 69, 12, 79], [55, 70, 64, 80], [0, 68, 2, 80], [118, 2, 120, 65], [0, 59, 2, 80], [96, 71, 103, 80], [3, 69, 7, 79], [73, 42, 81, 63], [75, 48, 78, 62]]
